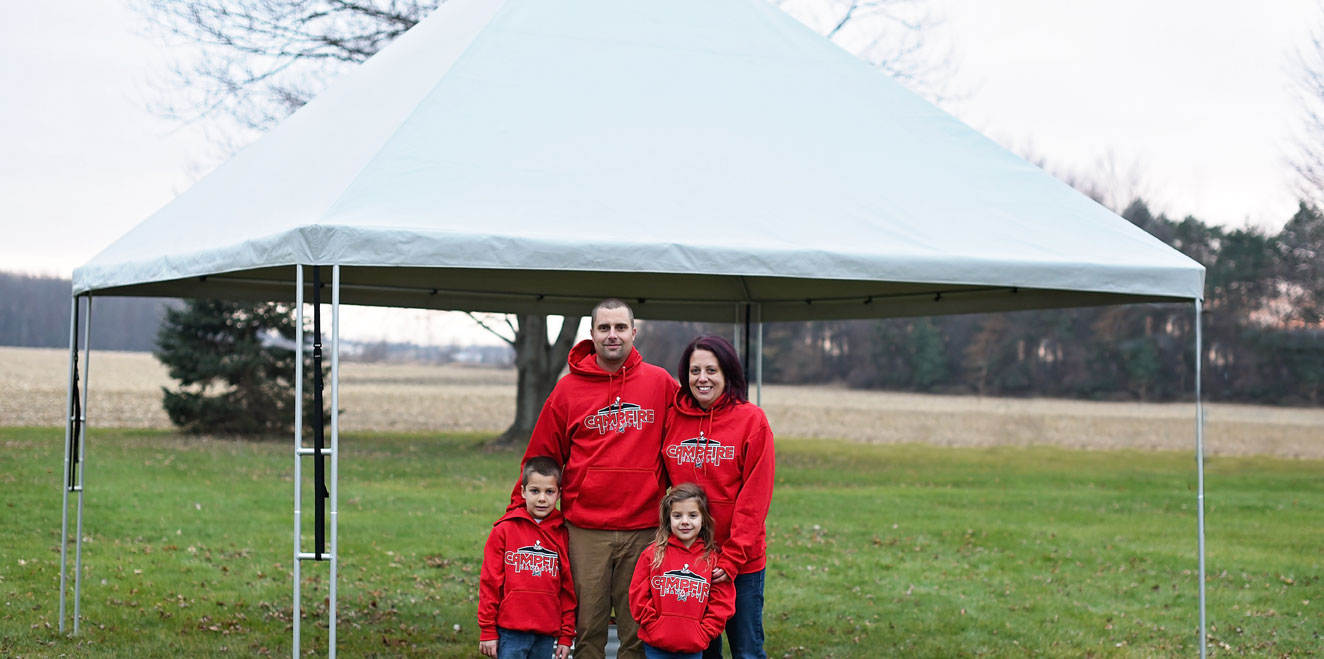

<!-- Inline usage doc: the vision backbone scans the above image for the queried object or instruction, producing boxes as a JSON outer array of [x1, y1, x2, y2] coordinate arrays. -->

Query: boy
[[479, 456, 575, 659]]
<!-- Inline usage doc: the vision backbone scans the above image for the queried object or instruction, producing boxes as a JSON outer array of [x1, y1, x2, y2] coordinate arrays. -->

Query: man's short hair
[[522, 456, 562, 486], [590, 298, 635, 327]]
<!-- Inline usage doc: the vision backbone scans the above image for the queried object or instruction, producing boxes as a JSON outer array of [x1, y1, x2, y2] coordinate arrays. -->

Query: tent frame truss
[[54, 280, 1208, 658]]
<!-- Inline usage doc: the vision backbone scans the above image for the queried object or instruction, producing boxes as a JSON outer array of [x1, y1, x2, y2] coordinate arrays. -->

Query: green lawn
[[0, 428, 1319, 657]]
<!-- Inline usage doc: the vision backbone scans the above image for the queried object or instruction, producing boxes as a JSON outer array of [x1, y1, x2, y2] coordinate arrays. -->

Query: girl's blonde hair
[[650, 482, 717, 570]]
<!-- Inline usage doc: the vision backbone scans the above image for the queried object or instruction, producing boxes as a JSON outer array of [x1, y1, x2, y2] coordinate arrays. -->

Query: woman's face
[[688, 348, 726, 410]]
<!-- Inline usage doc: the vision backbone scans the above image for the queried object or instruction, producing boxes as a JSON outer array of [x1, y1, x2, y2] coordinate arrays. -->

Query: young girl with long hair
[[628, 483, 736, 659]]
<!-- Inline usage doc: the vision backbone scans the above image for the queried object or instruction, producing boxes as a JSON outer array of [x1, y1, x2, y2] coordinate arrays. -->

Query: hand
[[711, 567, 729, 583], [556, 644, 572, 659], [479, 640, 498, 657]]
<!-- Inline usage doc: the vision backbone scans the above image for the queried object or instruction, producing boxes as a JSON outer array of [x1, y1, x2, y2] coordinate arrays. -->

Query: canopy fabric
[[73, 0, 1204, 321]]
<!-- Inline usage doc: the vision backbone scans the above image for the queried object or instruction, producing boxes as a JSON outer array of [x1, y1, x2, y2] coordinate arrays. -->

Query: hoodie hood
[[567, 338, 643, 378], [496, 505, 566, 533], [672, 388, 738, 418]]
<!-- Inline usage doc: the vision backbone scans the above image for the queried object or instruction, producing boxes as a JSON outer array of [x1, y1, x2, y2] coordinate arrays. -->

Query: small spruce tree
[[155, 299, 310, 436]]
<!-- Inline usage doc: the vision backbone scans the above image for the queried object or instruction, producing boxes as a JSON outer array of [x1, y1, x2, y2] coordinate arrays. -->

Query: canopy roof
[[74, 0, 1204, 322]]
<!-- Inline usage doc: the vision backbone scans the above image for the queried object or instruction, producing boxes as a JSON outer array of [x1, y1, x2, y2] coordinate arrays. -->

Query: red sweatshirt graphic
[[513, 340, 678, 530], [477, 507, 576, 645], [663, 393, 775, 578], [629, 536, 736, 653]]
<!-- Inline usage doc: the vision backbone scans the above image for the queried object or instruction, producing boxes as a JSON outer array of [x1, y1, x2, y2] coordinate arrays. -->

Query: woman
[[662, 335, 774, 659]]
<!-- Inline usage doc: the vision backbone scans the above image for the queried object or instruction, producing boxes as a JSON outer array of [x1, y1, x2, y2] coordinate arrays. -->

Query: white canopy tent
[[59, 0, 1209, 656]]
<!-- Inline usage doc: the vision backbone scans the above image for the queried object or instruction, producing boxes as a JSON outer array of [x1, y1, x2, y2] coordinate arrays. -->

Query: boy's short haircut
[[521, 456, 562, 486]]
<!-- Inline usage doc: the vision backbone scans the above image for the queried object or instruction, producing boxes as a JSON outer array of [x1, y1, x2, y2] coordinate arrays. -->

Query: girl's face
[[669, 498, 704, 547], [688, 349, 726, 410]]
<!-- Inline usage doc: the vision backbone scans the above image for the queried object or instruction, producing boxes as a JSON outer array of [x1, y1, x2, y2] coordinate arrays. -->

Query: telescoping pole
[[72, 296, 93, 634], [329, 265, 341, 657], [58, 295, 79, 633], [293, 266, 304, 657]]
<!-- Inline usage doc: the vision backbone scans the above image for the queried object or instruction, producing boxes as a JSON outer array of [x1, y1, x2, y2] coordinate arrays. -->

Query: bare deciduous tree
[[778, 0, 957, 104], [1292, 3, 1324, 207], [140, 0, 436, 135]]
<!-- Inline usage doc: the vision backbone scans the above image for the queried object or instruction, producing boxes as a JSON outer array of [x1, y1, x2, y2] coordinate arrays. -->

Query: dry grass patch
[[760, 386, 1324, 458], [3, 347, 1321, 458]]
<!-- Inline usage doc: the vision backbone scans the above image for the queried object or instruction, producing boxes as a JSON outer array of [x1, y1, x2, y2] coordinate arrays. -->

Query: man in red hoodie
[[512, 298, 679, 659]]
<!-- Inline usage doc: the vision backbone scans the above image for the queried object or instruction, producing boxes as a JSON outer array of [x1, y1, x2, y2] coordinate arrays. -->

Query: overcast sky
[[1, 0, 1319, 343]]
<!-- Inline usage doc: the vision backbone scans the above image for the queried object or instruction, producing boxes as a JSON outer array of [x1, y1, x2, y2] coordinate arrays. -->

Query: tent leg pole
[[330, 265, 341, 658], [58, 295, 79, 634], [742, 305, 753, 380], [72, 296, 93, 635], [732, 305, 741, 356], [293, 266, 304, 659], [755, 305, 763, 406], [1195, 299, 1207, 658]]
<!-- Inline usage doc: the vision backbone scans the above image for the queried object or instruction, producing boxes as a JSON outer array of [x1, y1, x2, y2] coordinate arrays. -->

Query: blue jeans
[[702, 569, 766, 659], [497, 627, 554, 659], [644, 641, 701, 659]]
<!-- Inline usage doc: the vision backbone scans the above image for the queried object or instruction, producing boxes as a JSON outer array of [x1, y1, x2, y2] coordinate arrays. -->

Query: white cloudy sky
[[1, 0, 1319, 343]]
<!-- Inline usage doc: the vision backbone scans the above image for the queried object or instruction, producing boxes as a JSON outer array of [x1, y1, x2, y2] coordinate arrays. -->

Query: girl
[[629, 484, 736, 659]]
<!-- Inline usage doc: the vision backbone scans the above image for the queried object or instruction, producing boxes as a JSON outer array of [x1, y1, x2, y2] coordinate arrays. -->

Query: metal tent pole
[[72, 296, 93, 634], [330, 265, 341, 657], [733, 305, 741, 356], [58, 295, 78, 634], [293, 266, 304, 657], [1195, 299, 1207, 658], [755, 304, 763, 406], [741, 305, 753, 381]]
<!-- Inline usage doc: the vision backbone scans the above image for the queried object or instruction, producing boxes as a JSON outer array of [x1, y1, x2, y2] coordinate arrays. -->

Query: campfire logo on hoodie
[[666, 431, 736, 468], [505, 540, 560, 577], [651, 564, 711, 603], [584, 397, 657, 435]]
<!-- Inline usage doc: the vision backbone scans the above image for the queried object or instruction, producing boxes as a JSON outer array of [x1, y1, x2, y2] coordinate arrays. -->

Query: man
[[511, 298, 678, 658]]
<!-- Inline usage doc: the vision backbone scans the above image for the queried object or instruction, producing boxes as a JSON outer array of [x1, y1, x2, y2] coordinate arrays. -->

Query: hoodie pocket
[[645, 617, 709, 654], [576, 468, 662, 527]]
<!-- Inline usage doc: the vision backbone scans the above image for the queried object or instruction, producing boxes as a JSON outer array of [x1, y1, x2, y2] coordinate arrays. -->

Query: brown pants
[[566, 522, 654, 659]]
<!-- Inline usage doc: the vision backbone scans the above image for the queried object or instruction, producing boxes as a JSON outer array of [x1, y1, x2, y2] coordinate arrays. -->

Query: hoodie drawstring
[[607, 365, 629, 433], [698, 402, 716, 473]]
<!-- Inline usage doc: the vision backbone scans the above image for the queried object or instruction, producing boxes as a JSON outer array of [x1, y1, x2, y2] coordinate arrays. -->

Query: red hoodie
[[477, 507, 576, 645], [513, 340, 678, 530], [629, 536, 736, 653], [663, 392, 775, 578]]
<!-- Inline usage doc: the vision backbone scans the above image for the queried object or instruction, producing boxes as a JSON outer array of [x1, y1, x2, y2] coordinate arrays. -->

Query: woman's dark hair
[[676, 334, 747, 407]]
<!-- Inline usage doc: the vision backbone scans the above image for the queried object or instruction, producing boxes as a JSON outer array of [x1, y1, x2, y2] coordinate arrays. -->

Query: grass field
[[1, 428, 1321, 657], [1, 346, 1322, 656]]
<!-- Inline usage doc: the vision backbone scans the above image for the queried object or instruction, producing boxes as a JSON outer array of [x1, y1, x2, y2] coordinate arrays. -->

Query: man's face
[[591, 306, 636, 371]]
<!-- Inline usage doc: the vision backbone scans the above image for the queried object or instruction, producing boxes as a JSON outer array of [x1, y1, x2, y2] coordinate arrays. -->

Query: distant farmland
[[2, 346, 1321, 458]]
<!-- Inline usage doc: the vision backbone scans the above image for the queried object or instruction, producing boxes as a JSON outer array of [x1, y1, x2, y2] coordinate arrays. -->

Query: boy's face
[[522, 472, 560, 520]]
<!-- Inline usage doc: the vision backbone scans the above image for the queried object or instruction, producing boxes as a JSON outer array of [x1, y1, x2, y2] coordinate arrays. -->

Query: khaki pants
[[566, 522, 654, 659]]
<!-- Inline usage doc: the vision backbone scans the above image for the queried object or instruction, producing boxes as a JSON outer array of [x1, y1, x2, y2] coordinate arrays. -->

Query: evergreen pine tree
[[155, 299, 306, 436]]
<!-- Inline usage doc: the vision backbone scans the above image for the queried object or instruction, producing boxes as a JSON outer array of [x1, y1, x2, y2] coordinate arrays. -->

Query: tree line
[[0, 272, 171, 351], [636, 200, 1324, 407], [5, 194, 1320, 410]]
